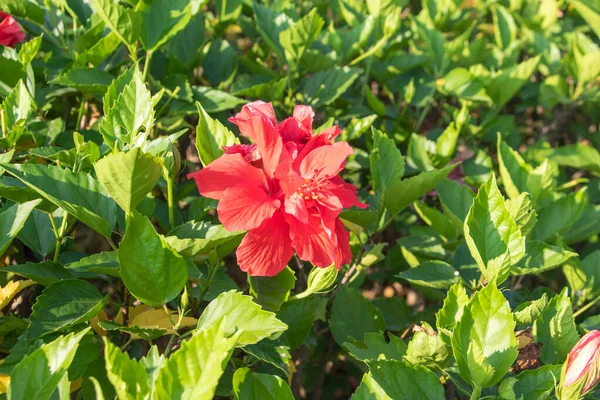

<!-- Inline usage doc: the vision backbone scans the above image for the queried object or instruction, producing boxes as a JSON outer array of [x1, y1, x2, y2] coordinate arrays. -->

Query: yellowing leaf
[[0, 374, 9, 394], [130, 308, 197, 336], [0, 280, 35, 310]]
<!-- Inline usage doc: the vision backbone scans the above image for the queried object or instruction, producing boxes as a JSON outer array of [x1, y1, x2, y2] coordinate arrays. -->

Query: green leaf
[[243, 338, 292, 376], [277, 296, 327, 350], [119, 212, 188, 307], [216, 0, 242, 21], [329, 287, 385, 347], [572, 0, 600, 40], [17, 209, 56, 257], [369, 127, 404, 200], [384, 164, 457, 217], [437, 179, 474, 228], [452, 282, 518, 388], [8, 329, 90, 400], [26, 280, 107, 340], [252, 3, 292, 60], [0, 0, 45, 24], [533, 288, 579, 364], [492, 5, 517, 50], [194, 101, 238, 167], [413, 202, 460, 240], [137, 0, 192, 52], [372, 297, 412, 332], [53, 67, 114, 94], [280, 8, 324, 66], [442, 68, 491, 103], [497, 136, 531, 199], [1, 80, 33, 132], [398, 261, 461, 289], [344, 332, 406, 363], [165, 222, 243, 258], [367, 360, 445, 400], [249, 267, 296, 312], [512, 241, 577, 275], [90, 0, 140, 47], [302, 66, 362, 107], [436, 283, 469, 331], [543, 143, 600, 173], [505, 193, 537, 236], [3, 261, 74, 286], [0, 199, 39, 257], [99, 71, 154, 149], [513, 294, 548, 325], [153, 320, 239, 400], [0, 163, 117, 238], [486, 56, 541, 109], [531, 189, 587, 242], [464, 174, 525, 283], [65, 251, 120, 277], [99, 321, 166, 342], [232, 368, 294, 400], [405, 322, 449, 369], [499, 364, 561, 400], [352, 373, 391, 400], [103, 338, 154, 400], [197, 290, 288, 347], [94, 148, 162, 214]]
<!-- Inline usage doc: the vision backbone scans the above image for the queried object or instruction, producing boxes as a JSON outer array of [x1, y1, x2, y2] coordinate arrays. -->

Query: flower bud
[[162, 141, 181, 179], [294, 265, 338, 300], [558, 330, 600, 400]]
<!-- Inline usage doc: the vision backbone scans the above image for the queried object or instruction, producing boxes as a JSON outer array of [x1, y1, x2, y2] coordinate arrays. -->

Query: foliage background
[[0, 0, 599, 398]]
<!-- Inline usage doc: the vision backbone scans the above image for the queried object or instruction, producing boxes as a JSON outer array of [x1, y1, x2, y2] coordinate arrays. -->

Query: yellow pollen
[[304, 196, 310, 200], [312, 194, 318, 199]]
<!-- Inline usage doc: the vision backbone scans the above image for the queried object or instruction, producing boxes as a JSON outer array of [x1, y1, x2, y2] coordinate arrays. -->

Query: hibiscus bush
[[0, 0, 600, 399]]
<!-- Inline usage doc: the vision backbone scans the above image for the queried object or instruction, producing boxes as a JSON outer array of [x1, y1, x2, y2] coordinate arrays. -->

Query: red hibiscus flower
[[0, 13, 25, 48], [188, 101, 367, 276]]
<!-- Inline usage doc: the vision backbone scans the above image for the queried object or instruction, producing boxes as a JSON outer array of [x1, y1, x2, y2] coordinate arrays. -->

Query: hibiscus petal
[[229, 100, 277, 127], [293, 105, 315, 130], [284, 192, 309, 224], [236, 211, 294, 277], [287, 214, 336, 268], [299, 142, 353, 181], [278, 117, 311, 144], [245, 115, 285, 178], [334, 218, 352, 267], [217, 185, 280, 231], [325, 178, 368, 209], [187, 153, 267, 200]]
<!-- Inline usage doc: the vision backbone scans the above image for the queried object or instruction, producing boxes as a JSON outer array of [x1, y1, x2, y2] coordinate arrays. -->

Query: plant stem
[[415, 101, 432, 132], [51, 213, 69, 263], [0, 109, 6, 138], [142, 51, 154, 82], [75, 97, 86, 130], [164, 334, 177, 357], [167, 176, 176, 230], [163, 304, 176, 329], [574, 294, 600, 318], [470, 385, 481, 400], [197, 264, 218, 304]]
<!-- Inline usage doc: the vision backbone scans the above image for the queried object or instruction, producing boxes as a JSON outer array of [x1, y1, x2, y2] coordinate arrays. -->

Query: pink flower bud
[[563, 330, 600, 395]]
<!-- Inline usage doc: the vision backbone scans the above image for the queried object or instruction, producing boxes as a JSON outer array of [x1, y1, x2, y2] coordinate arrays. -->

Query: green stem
[[470, 385, 481, 400], [75, 97, 86, 130], [167, 176, 176, 230], [197, 264, 217, 304], [164, 334, 177, 357], [574, 294, 600, 318], [415, 101, 432, 132], [0, 109, 6, 138], [142, 51, 154, 82], [52, 213, 69, 263], [163, 304, 176, 330]]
